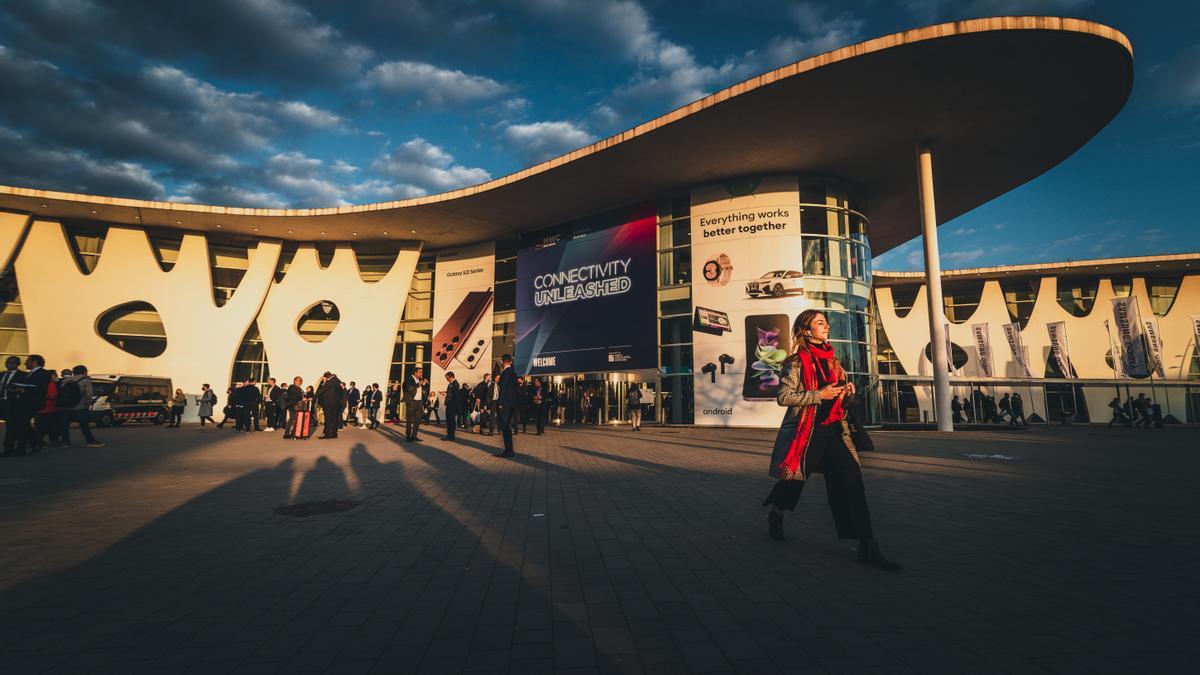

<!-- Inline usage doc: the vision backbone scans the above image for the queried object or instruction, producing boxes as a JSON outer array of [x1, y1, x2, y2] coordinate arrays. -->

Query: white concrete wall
[[0, 212, 30, 271], [12, 221, 281, 415], [255, 243, 421, 391], [876, 273, 1200, 422]]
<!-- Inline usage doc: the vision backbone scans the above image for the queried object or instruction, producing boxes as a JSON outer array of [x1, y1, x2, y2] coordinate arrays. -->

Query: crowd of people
[[1, 354, 104, 457], [1108, 393, 1160, 428], [951, 391, 1028, 427], [199, 354, 539, 457]]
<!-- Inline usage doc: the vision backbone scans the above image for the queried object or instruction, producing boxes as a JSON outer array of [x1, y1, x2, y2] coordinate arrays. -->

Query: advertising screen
[[429, 242, 495, 395], [515, 206, 657, 375]]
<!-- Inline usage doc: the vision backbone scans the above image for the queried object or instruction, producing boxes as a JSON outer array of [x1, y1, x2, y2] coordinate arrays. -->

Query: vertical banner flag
[[944, 324, 956, 374], [1002, 322, 1032, 377], [1192, 315, 1200, 368], [1046, 321, 1074, 378], [1104, 319, 1127, 378], [1142, 315, 1166, 378], [1111, 297, 1149, 377], [971, 323, 993, 377]]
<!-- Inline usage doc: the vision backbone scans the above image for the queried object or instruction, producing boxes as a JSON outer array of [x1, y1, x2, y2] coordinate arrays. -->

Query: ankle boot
[[857, 538, 901, 571], [767, 509, 785, 541]]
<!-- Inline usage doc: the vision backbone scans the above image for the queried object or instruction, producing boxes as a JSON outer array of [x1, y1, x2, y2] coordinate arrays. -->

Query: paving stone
[[0, 424, 1196, 673]]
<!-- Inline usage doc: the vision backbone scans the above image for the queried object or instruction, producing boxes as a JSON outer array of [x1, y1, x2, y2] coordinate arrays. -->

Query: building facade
[[873, 255, 1200, 424], [0, 17, 1139, 427]]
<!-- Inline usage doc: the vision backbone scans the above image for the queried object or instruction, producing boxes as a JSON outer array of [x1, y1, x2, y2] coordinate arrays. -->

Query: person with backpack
[[197, 384, 217, 427], [61, 365, 102, 448]]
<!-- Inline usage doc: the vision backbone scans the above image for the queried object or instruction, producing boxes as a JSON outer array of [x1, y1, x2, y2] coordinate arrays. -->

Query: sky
[[0, 0, 1196, 271]]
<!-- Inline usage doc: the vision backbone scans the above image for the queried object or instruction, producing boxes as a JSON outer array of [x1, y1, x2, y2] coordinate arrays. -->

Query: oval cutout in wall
[[297, 300, 340, 343], [97, 301, 167, 357], [922, 341, 970, 371]]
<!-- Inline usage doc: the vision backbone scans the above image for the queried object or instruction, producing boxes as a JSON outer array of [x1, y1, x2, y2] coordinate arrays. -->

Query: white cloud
[[761, 3, 865, 68], [0, 125, 164, 199], [500, 121, 596, 164], [905, 0, 1093, 23], [371, 138, 491, 194], [951, 227, 977, 235], [941, 249, 986, 265], [364, 61, 509, 106]]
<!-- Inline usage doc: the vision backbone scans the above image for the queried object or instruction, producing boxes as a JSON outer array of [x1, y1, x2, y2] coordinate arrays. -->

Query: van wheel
[[153, 412, 165, 425], [772, 284, 785, 297], [98, 412, 113, 428]]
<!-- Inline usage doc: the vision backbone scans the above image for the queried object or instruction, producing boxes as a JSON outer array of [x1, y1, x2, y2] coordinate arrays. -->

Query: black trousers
[[321, 405, 339, 437], [406, 414, 421, 440], [235, 405, 250, 431], [762, 430, 874, 540], [532, 404, 545, 434], [499, 409, 514, 454], [444, 408, 457, 440]]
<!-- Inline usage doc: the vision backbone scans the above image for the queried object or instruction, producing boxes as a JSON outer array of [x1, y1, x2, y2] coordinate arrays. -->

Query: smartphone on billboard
[[743, 314, 791, 400], [431, 289, 494, 369]]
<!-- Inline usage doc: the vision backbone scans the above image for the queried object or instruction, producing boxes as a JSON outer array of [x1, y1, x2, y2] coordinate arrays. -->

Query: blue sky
[[0, 0, 1196, 270]]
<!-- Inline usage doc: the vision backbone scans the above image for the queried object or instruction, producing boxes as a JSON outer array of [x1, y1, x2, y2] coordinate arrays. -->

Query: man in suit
[[403, 367, 423, 441], [235, 379, 258, 432], [345, 382, 360, 427], [443, 372, 462, 441], [366, 383, 383, 429], [495, 354, 518, 458], [16, 355, 52, 453], [472, 373, 492, 435], [315, 372, 344, 439], [266, 377, 285, 431], [1, 355, 27, 456]]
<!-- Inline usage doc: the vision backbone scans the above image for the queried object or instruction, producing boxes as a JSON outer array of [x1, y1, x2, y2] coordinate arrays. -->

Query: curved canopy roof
[[0, 16, 1132, 256]]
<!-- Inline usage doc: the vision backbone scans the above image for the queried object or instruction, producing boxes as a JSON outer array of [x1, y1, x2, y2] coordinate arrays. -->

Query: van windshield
[[92, 381, 114, 397]]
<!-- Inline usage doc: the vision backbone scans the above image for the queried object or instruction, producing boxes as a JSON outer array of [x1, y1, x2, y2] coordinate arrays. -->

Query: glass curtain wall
[[796, 180, 875, 421], [658, 194, 693, 424]]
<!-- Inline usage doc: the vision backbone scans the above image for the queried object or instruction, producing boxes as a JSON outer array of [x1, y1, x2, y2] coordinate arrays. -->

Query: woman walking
[[627, 385, 642, 431], [762, 309, 900, 571], [169, 388, 187, 427]]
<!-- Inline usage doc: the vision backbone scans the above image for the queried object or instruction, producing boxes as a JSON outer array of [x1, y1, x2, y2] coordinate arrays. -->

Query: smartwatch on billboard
[[703, 253, 732, 286]]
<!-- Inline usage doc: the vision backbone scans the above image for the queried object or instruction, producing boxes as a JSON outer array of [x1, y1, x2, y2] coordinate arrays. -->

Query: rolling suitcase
[[292, 410, 312, 440]]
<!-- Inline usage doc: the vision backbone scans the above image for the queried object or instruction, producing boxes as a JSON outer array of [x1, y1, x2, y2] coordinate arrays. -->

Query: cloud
[[520, 0, 755, 123], [904, 0, 1094, 23], [941, 249, 986, 265], [500, 121, 596, 165], [951, 227, 977, 235], [0, 0, 371, 85], [1147, 45, 1200, 110], [760, 3, 866, 68], [364, 61, 509, 106], [0, 125, 164, 199], [371, 138, 492, 194]]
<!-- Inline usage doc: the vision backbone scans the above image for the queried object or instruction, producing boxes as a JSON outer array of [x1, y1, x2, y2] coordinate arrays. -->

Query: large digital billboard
[[515, 206, 657, 375]]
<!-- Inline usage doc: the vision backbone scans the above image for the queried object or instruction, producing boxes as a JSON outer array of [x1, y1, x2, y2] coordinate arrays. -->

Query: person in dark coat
[[266, 378, 285, 431], [443, 372, 462, 441], [283, 377, 304, 438], [365, 383, 383, 429], [345, 382, 360, 427], [315, 372, 344, 439], [762, 310, 899, 571], [403, 367, 424, 441], [14, 354, 52, 453], [472, 374, 493, 435], [1, 355, 28, 456], [529, 377, 546, 435], [495, 354, 518, 457]]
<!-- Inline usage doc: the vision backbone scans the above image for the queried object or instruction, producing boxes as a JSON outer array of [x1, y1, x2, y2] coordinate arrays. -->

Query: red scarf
[[777, 341, 846, 479]]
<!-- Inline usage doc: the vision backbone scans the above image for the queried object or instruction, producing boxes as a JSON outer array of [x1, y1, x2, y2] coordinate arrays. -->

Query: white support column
[[916, 142, 953, 431]]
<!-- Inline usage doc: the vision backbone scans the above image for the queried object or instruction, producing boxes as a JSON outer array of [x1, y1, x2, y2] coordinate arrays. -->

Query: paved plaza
[[0, 421, 1197, 674]]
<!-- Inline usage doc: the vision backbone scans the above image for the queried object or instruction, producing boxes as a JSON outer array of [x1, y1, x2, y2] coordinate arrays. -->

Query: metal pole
[[916, 143, 953, 431]]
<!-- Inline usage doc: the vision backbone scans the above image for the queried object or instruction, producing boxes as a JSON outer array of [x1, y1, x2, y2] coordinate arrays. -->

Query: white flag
[[1046, 321, 1074, 378], [944, 323, 956, 374], [1142, 315, 1166, 378], [1002, 322, 1032, 378], [1104, 319, 1126, 378], [1111, 297, 1149, 378], [971, 323, 993, 378], [1192, 315, 1200, 368]]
